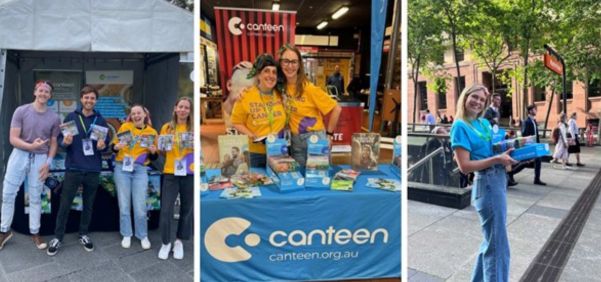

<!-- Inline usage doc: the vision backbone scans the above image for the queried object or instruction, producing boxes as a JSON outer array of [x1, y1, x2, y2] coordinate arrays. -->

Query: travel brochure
[[158, 134, 174, 151], [331, 169, 360, 192], [366, 178, 401, 192], [117, 130, 133, 145], [218, 135, 250, 178], [220, 187, 261, 199], [139, 134, 156, 148], [208, 175, 234, 190], [60, 120, 79, 137], [178, 132, 194, 149], [230, 172, 273, 189], [90, 124, 108, 141], [268, 156, 301, 173], [351, 133, 380, 171]]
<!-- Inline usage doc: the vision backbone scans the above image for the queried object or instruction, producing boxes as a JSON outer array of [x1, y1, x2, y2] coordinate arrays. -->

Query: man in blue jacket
[[47, 85, 110, 256]]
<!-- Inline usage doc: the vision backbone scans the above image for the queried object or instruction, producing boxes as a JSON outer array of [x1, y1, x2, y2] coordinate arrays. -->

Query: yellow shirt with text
[[112, 122, 157, 166], [231, 86, 286, 153], [286, 82, 337, 135], [160, 123, 194, 175]]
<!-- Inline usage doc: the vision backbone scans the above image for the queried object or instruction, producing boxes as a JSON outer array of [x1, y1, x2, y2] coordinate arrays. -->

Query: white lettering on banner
[[269, 251, 360, 262], [268, 226, 389, 247], [205, 217, 390, 263], [227, 16, 285, 36]]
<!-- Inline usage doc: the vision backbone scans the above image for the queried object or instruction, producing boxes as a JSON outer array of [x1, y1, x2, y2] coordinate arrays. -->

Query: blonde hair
[[167, 97, 194, 133], [454, 84, 490, 121]]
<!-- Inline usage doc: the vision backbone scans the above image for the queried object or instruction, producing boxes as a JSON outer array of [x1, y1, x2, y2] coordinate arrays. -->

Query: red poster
[[214, 7, 297, 99], [325, 103, 364, 147]]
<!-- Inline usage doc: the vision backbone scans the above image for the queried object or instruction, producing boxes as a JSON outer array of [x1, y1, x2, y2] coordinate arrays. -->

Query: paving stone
[[129, 260, 193, 282], [407, 270, 445, 282], [66, 261, 134, 282]]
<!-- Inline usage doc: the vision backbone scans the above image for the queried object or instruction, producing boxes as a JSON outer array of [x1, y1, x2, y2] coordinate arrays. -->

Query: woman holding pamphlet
[[231, 54, 287, 167], [450, 84, 516, 282], [157, 97, 194, 260], [277, 44, 342, 166], [112, 105, 158, 250]]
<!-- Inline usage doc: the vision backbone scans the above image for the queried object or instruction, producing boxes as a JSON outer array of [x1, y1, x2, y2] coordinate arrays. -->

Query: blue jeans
[[471, 165, 510, 282], [290, 131, 327, 167], [1, 148, 46, 234], [113, 163, 149, 239]]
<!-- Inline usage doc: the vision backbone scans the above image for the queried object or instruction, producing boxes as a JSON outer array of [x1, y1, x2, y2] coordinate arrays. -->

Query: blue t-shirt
[[450, 118, 493, 160]]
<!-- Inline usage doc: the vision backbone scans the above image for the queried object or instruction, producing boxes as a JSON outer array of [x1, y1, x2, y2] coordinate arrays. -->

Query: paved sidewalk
[[0, 224, 193, 281], [408, 146, 601, 281]]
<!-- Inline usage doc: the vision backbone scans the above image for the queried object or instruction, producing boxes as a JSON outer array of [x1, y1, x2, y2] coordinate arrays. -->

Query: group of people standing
[[227, 43, 342, 167], [0, 82, 193, 261]]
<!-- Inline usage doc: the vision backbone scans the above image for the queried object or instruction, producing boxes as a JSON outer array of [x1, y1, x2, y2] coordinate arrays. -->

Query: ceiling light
[[331, 6, 349, 20], [317, 21, 328, 30], [272, 1, 280, 11]]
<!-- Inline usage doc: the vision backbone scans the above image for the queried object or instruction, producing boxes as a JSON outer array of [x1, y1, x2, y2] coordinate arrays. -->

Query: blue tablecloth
[[200, 164, 401, 281]]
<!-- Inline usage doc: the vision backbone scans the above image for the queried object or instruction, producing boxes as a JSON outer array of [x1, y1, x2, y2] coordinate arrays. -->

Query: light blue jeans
[[1, 148, 46, 234], [113, 162, 149, 239], [471, 164, 510, 282], [290, 131, 327, 167]]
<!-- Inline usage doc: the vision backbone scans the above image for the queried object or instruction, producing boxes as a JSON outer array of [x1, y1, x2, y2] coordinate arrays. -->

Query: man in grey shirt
[[0, 81, 60, 251]]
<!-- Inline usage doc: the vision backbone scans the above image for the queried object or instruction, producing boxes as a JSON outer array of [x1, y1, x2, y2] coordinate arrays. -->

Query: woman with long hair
[[157, 97, 194, 260], [112, 105, 158, 250], [231, 54, 287, 167], [277, 44, 342, 167], [450, 84, 516, 281], [551, 112, 571, 169]]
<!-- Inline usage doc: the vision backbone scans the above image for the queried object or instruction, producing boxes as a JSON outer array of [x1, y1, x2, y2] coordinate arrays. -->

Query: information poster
[[34, 71, 82, 101], [85, 70, 133, 119]]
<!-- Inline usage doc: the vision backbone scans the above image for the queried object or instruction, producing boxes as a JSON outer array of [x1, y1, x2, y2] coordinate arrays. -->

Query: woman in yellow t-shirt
[[112, 105, 158, 250], [231, 54, 287, 167], [157, 97, 193, 260], [278, 44, 342, 166]]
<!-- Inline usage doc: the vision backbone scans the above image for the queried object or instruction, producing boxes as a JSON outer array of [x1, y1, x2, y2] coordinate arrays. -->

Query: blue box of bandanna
[[510, 143, 550, 161]]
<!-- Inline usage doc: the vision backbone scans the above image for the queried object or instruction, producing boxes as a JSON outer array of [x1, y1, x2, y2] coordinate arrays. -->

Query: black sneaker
[[79, 235, 94, 252], [47, 238, 61, 256]]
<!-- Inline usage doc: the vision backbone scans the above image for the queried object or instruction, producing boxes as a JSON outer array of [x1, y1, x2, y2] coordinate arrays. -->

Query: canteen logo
[[205, 217, 390, 263], [228, 16, 286, 36], [204, 217, 261, 262]]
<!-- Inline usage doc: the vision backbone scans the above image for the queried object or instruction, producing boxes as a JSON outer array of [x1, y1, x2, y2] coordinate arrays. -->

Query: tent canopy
[[0, 0, 193, 52]]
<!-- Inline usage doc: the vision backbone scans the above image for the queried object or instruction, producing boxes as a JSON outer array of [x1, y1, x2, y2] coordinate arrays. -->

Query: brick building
[[408, 48, 601, 131]]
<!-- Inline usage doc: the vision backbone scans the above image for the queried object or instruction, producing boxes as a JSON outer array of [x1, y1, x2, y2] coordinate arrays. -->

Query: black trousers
[[509, 157, 542, 182], [54, 171, 100, 241], [160, 174, 193, 244]]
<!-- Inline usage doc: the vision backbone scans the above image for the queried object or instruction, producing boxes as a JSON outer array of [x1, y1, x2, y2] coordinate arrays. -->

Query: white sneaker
[[141, 237, 151, 250], [173, 240, 184, 260], [158, 243, 171, 260], [121, 236, 131, 249]]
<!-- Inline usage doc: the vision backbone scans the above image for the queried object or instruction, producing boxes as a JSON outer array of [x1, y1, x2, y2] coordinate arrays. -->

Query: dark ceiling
[[200, 0, 393, 30]]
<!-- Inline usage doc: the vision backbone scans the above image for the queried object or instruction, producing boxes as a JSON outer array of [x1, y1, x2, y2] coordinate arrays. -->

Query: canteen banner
[[200, 189, 401, 281], [214, 7, 296, 98]]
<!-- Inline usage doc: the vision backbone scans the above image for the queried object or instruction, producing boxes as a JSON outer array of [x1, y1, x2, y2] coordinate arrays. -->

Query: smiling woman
[[230, 53, 287, 168]]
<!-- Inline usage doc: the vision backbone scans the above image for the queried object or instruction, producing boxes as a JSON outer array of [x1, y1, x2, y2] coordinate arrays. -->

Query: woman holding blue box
[[450, 84, 516, 282]]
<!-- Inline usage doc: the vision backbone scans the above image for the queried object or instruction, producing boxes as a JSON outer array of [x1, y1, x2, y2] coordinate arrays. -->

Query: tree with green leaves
[[408, 0, 445, 130]]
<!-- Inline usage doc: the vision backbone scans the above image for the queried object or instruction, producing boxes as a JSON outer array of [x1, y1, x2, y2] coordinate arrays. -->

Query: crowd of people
[[0, 82, 194, 261]]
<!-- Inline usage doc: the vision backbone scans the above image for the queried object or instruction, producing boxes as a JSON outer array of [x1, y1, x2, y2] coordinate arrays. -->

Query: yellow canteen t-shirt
[[113, 122, 158, 166], [231, 86, 286, 153], [285, 82, 337, 135], [160, 123, 194, 175]]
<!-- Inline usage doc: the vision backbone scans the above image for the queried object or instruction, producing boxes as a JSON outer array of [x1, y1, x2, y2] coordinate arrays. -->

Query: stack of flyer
[[266, 136, 304, 192], [305, 135, 331, 189], [208, 175, 233, 190], [366, 178, 401, 192], [230, 172, 273, 189], [220, 187, 261, 199], [60, 120, 79, 137], [331, 169, 360, 191]]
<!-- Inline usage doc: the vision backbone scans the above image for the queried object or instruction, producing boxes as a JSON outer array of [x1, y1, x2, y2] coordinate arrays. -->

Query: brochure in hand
[[90, 124, 108, 141], [60, 120, 79, 137], [366, 178, 401, 192], [220, 187, 261, 199], [117, 130, 133, 145], [139, 134, 155, 148], [158, 134, 174, 151], [178, 132, 194, 149]]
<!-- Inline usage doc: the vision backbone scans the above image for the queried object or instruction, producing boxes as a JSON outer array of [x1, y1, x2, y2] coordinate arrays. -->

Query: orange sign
[[544, 52, 563, 75]]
